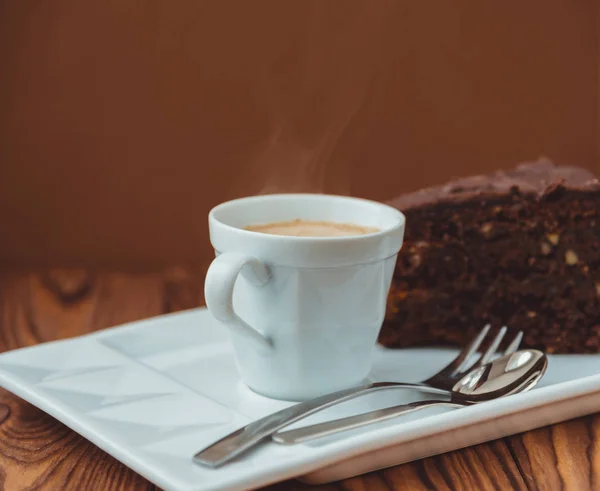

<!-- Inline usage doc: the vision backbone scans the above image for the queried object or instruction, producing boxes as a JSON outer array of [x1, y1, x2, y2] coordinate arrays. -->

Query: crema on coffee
[[245, 219, 379, 237]]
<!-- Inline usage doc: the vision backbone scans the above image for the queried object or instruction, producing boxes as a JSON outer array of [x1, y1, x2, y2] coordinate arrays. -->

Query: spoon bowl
[[453, 349, 547, 401]]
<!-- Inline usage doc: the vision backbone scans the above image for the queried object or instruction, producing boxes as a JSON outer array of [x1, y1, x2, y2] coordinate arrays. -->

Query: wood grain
[[0, 269, 597, 490]]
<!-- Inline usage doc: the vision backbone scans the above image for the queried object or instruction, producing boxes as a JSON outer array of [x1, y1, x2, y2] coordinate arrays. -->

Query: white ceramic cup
[[205, 194, 405, 401]]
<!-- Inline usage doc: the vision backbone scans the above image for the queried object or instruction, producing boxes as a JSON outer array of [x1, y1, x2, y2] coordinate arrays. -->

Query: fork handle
[[273, 399, 467, 444], [193, 381, 449, 468]]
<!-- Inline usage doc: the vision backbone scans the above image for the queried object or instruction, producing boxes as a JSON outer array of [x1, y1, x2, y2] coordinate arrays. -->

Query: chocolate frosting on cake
[[389, 158, 600, 210]]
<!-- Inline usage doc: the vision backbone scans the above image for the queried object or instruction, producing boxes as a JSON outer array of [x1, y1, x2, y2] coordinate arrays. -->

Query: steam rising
[[229, 2, 393, 197]]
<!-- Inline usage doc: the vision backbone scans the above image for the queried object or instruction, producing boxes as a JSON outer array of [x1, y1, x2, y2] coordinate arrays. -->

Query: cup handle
[[204, 252, 272, 352]]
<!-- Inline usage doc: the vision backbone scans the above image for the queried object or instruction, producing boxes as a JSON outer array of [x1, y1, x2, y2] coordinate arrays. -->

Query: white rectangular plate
[[0, 308, 599, 491]]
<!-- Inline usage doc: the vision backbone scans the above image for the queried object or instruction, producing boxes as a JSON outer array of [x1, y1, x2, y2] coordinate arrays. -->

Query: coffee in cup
[[205, 193, 405, 400], [245, 219, 379, 237]]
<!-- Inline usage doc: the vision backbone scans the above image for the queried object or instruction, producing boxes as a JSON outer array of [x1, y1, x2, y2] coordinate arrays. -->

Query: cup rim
[[208, 193, 405, 268], [208, 193, 405, 243]]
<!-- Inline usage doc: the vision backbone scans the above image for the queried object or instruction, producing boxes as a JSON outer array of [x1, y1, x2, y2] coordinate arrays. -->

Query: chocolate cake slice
[[380, 158, 600, 353]]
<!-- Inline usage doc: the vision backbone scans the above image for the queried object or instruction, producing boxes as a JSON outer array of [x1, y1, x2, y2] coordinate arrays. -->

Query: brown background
[[0, 0, 598, 269]]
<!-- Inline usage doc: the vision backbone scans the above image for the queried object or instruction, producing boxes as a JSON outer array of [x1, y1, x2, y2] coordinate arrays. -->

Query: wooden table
[[0, 269, 596, 490]]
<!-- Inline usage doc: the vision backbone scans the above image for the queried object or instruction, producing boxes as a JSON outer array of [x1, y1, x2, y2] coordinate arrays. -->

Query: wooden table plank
[[0, 270, 596, 490], [0, 271, 163, 490], [506, 418, 597, 491]]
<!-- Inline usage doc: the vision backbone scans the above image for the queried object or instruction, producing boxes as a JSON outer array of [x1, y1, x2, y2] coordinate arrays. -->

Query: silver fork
[[193, 324, 522, 468], [419, 324, 521, 391]]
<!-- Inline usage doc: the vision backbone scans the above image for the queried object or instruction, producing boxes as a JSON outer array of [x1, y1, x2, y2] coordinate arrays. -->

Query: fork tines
[[454, 324, 523, 376]]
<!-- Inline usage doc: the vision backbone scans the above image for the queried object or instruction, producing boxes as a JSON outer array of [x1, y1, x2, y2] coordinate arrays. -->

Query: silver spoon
[[273, 349, 548, 444]]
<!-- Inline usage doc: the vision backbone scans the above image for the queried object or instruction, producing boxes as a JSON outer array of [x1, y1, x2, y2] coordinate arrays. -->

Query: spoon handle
[[272, 399, 467, 445], [193, 382, 449, 467]]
